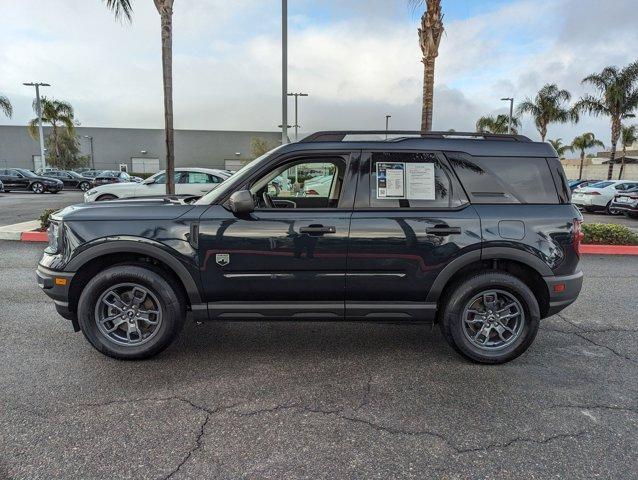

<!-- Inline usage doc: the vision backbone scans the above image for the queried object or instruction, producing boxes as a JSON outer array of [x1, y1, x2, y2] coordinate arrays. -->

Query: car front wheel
[[440, 272, 540, 364], [31, 182, 44, 194], [77, 265, 185, 359], [79, 181, 90, 191]]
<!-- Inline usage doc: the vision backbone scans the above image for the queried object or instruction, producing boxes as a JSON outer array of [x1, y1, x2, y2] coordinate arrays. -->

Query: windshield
[[68, 171, 83, 178], [195, 145, 285, 205], [589, 181, 613, 188], [14, 168, 37, 178]]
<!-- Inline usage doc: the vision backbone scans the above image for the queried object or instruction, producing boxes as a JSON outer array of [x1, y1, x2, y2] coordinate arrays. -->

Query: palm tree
[[516, 84, 578, 142], [476, 114, 521, 135], [548, 138, 572, 159], [571, 133, 604, 180], [104, 0, 176, 195], [411, 0, 444, 134], [618, 125, 638, 179], [0, 94, 12, 117], [574, 61, 638, 180], [27, 97, 76, 162]]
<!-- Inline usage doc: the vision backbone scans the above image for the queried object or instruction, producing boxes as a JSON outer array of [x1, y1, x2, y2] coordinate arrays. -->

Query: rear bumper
[[36, 265, 79, 329], [610, 202, 638, 213], [543, 271, 583, 317]]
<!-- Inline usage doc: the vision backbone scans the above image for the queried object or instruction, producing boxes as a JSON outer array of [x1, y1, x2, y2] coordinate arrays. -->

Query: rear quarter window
[[446, 153, 559, 204]]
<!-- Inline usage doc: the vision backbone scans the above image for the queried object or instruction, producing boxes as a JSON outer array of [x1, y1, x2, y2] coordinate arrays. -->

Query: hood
[[87, 182, 138, 192], [52, 197, 196, 222]]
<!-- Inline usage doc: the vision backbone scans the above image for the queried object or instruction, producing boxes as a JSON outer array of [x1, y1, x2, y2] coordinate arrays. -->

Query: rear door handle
[[426, 225, 461, 236], [299, 225, 336, 235]]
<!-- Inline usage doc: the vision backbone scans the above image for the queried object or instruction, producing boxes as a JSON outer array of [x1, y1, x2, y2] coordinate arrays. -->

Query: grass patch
[[582, 223, 638, 246]]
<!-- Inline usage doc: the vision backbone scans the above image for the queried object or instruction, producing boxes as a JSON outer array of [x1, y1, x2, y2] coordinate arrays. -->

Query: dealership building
[[0, 125, 280, 173]]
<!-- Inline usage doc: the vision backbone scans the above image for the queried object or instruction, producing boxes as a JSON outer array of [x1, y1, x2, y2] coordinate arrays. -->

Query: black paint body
[[37, 136, 583, 326]]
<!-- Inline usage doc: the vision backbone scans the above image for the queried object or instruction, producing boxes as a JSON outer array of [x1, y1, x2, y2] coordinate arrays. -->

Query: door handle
[[299, 225, 336, 235], [426, 225, 461, 236]]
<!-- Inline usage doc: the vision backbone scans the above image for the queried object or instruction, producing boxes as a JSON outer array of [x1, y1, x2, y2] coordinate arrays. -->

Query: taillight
[[306, 189, 319, 196], [573, 219, 584, 256]]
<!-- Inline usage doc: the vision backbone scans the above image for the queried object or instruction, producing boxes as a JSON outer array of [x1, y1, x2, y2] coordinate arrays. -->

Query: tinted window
[[369, 152, 466, 208], [590, 181, 613, 188], [447, 154, 558, 204]]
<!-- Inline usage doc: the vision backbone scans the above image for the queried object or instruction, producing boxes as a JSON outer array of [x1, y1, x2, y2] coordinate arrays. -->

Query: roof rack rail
[[300, 130, 532, 143]]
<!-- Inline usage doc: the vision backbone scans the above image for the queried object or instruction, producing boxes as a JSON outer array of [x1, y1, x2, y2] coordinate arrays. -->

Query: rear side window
[[446, 153, 559, 204], [369, 152, 467, 208]]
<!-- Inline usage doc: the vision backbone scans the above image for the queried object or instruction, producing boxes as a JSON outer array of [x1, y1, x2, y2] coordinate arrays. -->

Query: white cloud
[[0, 0, 636, 147]]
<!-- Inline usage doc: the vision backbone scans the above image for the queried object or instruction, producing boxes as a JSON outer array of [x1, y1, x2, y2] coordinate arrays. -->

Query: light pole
[[23, 82, 50, 168], [281, 0, 289, 145], [287, 92, 308, 141], [83, 135, 94, 169], [501, 97, 514, 134], [385, 115, 392, 139]]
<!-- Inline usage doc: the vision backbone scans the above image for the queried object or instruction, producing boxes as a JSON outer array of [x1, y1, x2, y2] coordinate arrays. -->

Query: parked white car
[[572, 180, 638, 214], [84, 167, 230, 202]]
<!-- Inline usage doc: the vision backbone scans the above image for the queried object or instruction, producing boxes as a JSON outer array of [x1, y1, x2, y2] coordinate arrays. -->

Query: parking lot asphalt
[[0, 191, 84, 227], [1, 240, 637, 479]]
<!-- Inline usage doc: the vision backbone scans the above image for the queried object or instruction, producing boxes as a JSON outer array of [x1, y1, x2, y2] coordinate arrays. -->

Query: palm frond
[[104, 0, 133, 21], [0, 95, 12, 117]]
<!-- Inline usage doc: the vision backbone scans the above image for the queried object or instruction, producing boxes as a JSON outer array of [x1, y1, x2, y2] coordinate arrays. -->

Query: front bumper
[[543, 271, 583, 317], [36, 265, 78, 330], [610, 200, 638, 213], [45, 184, 64, 192]]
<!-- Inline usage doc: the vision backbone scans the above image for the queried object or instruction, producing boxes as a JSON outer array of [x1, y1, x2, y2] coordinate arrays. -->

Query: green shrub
[[39, 209, 58, 231], [581, 223, 638, 245]]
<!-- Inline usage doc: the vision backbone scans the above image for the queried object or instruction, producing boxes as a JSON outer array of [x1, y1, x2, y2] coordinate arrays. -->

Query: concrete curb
[[0, 220, 40, 241], [580, 244, 638, 256], [20, 231, 48, 242]]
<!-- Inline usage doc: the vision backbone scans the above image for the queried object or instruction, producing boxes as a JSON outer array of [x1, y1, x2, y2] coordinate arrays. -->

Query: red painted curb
[[581, 244, 638, 255], [20, 231, 48, 242]]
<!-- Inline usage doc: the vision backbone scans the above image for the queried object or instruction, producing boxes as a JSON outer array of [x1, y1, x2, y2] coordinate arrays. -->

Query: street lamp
[[287, 92, 309, 141], [501, 97, 514, 134], [23, 82, 50, 169], [281, 0, 288, 145], [83, 135, 94, 169], [385, 115, 392, 139]]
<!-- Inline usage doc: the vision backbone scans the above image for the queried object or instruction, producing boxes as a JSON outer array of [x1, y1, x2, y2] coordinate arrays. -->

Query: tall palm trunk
[[618, 145, 627, 180], [418, 0, 443, 135], [421, 57, 435, 134], [155, 0, 175, 195], [607, 118, 621, 180], [578, 151, 585, 180]]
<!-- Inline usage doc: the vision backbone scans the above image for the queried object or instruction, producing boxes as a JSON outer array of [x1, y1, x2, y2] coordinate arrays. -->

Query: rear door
[[177, 171, 224, 196], [346, 150, 481, 320]]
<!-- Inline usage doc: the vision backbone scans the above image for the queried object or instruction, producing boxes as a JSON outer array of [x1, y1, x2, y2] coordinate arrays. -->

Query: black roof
[[287, 130, 556, 158]]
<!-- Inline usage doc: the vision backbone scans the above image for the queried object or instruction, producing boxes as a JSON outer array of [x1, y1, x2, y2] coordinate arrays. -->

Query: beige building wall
[[563, 164, 638, 180]]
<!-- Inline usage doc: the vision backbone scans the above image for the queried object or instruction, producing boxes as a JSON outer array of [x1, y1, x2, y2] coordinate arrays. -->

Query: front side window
[[184, 172, 219, 184], [251, 159, 346, 209], [369, 152, 466, 208]]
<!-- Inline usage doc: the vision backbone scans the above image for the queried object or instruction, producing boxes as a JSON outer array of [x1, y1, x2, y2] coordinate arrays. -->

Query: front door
[[346, 151, 482, 320], [198, 154, 357, 319]]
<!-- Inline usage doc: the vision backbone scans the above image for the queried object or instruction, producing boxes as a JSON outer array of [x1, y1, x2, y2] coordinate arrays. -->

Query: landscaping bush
[[581, 223, 638, 245], [39, 209, 58, 231]]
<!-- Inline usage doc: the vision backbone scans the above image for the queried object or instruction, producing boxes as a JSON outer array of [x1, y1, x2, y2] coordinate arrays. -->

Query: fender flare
[[66, 238, 202, 306], [425, 246, 552, 303]]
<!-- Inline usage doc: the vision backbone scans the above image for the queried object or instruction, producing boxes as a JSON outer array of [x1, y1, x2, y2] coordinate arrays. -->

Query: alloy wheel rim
[[462, 289, 525, 350], [33, 183, 43, 193], [95, 283, 163, 347]]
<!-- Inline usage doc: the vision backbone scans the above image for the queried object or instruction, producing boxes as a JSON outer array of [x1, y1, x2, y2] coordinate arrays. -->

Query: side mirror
[[229, 190, 255, 215]]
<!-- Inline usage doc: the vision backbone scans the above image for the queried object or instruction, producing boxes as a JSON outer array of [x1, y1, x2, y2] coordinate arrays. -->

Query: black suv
[[37, 131, 583, 363]]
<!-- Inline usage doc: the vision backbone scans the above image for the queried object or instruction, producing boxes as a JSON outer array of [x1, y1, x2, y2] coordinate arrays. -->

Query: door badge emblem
[[216, 253, 230, 267]]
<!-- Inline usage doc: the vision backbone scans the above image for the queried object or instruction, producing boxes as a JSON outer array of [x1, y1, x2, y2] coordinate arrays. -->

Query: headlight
[[85, 189, 98, 196], [46, 222, 61, 254]]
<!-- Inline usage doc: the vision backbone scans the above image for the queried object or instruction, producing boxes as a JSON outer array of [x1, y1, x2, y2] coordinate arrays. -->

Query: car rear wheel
[[606, 201, 622, 215], [77, 265, 186, 359], [96, 194, 118, 201], [31, 182, 44, 194], [440, 272, 540, 364], [79, 181, 90, 191]]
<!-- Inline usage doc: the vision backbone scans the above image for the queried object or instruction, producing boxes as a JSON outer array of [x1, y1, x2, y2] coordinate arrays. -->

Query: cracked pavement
[[1, 241, 637, 479]]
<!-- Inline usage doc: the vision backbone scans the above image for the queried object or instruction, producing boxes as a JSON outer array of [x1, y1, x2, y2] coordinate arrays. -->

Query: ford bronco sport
[[37, 131, 583, 363]]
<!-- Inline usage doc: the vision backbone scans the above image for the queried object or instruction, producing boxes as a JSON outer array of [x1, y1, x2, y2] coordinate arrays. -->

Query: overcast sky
[[1, 0, 636, 151]]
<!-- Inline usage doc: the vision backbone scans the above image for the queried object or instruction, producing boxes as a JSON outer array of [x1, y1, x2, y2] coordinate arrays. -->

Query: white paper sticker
[[406, 163, 435, 200], [376, 162, 405, 198]]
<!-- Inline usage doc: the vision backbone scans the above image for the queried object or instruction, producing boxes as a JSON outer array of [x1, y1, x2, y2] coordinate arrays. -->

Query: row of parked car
[[0, 168, 143, 194], [570, 179, 638, 218]]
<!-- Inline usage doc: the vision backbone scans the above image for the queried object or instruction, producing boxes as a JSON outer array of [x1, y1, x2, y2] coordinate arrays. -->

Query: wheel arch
[[428, 247, 551, 319], [66, 240, 203, 319]]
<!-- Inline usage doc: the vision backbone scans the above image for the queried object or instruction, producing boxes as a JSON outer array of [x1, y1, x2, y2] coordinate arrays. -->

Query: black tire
[[31, 182, 44, 194], [96, 194, 118, 201], [439, 271, 540, 364], [79, 182, 90, 191], [584, 206, 595, 213], [606, 201, 622, 216], [77, 265, 185, 360]]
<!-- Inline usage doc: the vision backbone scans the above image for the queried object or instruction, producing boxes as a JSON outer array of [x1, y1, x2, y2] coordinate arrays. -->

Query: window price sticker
[[376, 162, 405, 198]]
